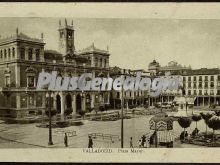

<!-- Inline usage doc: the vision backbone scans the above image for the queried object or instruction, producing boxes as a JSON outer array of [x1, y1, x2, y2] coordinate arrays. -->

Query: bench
[[55, 129, 77, 137], [88, 133, 120, 143]]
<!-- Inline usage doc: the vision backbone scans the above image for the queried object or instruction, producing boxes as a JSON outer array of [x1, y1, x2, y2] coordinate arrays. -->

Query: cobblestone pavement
[[0, 109, 218, 148]]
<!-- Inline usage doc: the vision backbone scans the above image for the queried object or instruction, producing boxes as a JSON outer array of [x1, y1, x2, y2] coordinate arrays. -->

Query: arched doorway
[[76, 94, 82, 113], [66, 94, 72, 108], [56, 95, 61, 113]]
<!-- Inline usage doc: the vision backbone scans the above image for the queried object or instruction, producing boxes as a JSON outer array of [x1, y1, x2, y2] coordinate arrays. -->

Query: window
[[0, 50, 2, 59], [36, 49, 40, 61], [188, 82, 191, 88], [210, 90, 214, 95], [199, 90, 202, 95], [28, 48, 32, 60], [67, 31, 72, 39], [205, 82, 208, 88], [193, 82, 197, 88], [188, 77, 191, 81], [95, 58, 98, 67], [210, 82, 214, 88], [218, 75, 220, 81], [60, 31, 64, 38], [183, 77, 186, 82], [104, 59, 107, 67], [27, 76, 35, 87], [199, 82, 202, 88], [204, 90, 208, 95], [194, 90, 197, 95], [5, 76, 10, 87], [12, 48, 15, 58], [4, 49, 7, 59], [205, 76, 208, 81], [199, 76, 202, 81], [211, 76, 214, 81], [217, 90, 220, 95], [193, 76, 196, 81], [100, 58, 102, 67], [8, 48, 11, 59], [20, 48, 25, 59], [188, 90, 191, 95], [218, 82, 220, 87]]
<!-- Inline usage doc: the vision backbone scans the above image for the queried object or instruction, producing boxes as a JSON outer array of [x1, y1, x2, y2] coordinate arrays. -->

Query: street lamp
[[121, 81, 124, 148], [46, 91, 54, 145]]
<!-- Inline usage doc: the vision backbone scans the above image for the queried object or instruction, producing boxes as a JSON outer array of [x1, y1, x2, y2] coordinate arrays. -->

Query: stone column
[[16, 94, 21, 109], [15, 64, 20, 87], [72, 94, 76, 116], [60, 93, 65, 121], [91, 94, 95, 108], [208, 97, 210, 106], [82, 93, 86, 111]]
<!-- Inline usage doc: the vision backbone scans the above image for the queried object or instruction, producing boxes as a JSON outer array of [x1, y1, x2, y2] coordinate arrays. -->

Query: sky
[[1, 17, 220, 70]]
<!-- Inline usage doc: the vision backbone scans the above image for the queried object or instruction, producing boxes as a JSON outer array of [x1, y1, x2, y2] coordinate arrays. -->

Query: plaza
[[0, 108, 218, 148]]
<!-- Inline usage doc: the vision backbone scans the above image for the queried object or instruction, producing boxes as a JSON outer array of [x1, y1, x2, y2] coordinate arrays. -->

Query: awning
[[145, 130, 177, 143], [173, 96, 196, 105], [144, 130, 155, 139], [157, 130, 177, 143]]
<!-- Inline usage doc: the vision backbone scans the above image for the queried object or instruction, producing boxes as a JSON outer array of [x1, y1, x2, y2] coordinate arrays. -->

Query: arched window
[[20, 48, 25, 60], [4, 49, 7, 59], [36, 49, 40, 61], [12, 48, 15, 58], [28, 48, 33, 60]]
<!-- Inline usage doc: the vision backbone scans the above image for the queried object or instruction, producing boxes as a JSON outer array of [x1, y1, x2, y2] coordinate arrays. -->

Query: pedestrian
[[88, 136, 93, 148], [141, 135, 146, 147], [130, 137, 133, 148], [64, 133, 68, 147], [138, 139, 142, 148]]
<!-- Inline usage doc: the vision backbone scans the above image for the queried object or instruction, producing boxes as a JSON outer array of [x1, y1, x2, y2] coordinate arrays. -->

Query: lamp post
[[46, 91, 53, 145], [121, 82, 124, 148]]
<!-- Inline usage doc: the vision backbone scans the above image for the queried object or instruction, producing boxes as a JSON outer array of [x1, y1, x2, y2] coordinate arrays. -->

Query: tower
[[58, 19, 75, 55]]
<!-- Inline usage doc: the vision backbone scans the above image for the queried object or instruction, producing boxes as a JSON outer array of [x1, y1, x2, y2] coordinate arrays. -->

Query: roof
[[0, 32, 44, 45], [44, 50, 63, 60], [182, 68, 220, 76], [77, 44, 110, 56]]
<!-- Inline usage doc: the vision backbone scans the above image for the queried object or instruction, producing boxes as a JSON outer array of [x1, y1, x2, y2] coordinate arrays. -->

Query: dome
[[148, 59, 160, 69]]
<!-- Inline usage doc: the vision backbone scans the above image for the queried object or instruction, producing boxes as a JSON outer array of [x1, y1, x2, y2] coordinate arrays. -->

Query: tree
[[207, 115, 220, 143], [178, 117, 192, 141], [214, 110, 220, 116], [200, 112, 213, 134], [192, 114, 202, 130]]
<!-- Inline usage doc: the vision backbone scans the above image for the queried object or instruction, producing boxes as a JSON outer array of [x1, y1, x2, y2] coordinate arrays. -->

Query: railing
[[55, 128, 77, 137], [88, 133, 120, 143]]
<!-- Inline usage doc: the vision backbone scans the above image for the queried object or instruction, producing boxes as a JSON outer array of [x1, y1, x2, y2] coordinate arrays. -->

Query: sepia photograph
[[0, 2, 220, 163]]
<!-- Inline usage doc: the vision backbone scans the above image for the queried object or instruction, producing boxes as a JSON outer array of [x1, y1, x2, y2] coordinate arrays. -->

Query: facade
[[0, 19, 110, 119], [147, 59, 220, 107]]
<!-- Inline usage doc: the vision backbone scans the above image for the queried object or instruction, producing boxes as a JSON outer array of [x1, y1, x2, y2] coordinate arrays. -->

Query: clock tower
[[58, 19, 75, 56]]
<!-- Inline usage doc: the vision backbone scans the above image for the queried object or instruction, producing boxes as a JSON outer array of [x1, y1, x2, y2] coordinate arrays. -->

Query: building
[[0, 19, 110, 119], [147, 59, 220, 107]]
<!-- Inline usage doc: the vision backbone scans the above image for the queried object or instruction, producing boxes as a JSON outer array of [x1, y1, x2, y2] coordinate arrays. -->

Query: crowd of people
[[130, 135, 151, 148]]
